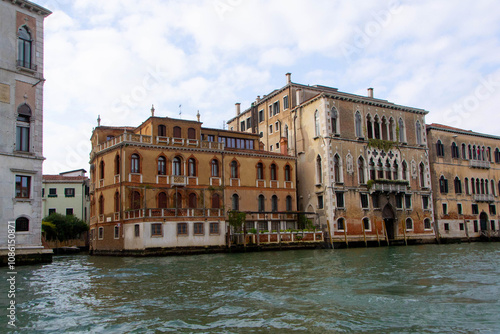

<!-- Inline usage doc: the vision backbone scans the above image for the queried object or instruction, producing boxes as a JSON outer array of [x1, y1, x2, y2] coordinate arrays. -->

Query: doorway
[[383, 204, 396, 240]]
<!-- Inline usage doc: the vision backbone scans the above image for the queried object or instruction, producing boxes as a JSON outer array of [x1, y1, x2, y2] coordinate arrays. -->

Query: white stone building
[[0, 0, 52, 264]]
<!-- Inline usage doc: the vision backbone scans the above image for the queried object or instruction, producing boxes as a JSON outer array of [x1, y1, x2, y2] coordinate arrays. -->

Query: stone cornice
[[4, 0, 52, 16]]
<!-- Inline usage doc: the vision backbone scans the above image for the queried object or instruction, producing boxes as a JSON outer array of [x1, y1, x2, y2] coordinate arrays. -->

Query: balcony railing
[[91, 134, 225, 157], [369, 179, 409, 193], [123, 208, 224, 220], [171, 175, 187, 186], [469, 160, 491, 169], [474, 194, 495, 202]]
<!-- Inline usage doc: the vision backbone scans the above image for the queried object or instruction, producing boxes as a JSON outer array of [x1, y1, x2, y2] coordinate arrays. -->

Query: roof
[[5, 0, 52, 16], [43, 175, 88, 182], [426, 123, 500, 140]]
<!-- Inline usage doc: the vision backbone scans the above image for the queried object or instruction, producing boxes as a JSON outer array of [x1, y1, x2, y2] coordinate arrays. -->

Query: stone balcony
[[474, 194, 495, 202], [369, 179, 409, 193], [469, 160, 490, 169]]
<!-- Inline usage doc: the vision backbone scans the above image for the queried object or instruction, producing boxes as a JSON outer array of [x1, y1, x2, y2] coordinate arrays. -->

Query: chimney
[[256, 95, 261, 103], [196, 110, 200, 122], [235, 103, 241, 116], [280, 137, 288, 155], [296, 89, 303, 105], [367, 88, 374, 98], [151, 104, 155, 117], [286, 72, 291, 84]]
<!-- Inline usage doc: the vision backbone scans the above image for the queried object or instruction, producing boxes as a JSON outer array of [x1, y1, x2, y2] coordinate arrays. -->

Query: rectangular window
[[405, 194, 412, 209], [48, 188, 57, 197], [444, 223, 450, 231], [472, 204, 479, 215], [396, 194, 403, 209], [269, 105, 273, 118], [42, 188, 45, 197], [442, 203, 448, 215], [491, 220, 496, 231], [283, 95, 289, 109], [65, 188, 75, 197], [490, 204, 496, 215], [114, 225, 120, 239], [258, 221, 267, 232], [275, 121, 279, 132], [318, 195, 324, 209], [360, 193, 369, 209], [49, 208, 56, 215], [246, 118, 251, 130], [337, 219, 345, 231], [273, 101, 280, 115], [459, 223, 464, 231], [336, 192, 345, 209], [134, 224, 140, 237], [473, 220, 479, 232], [240, 120, 245, 131], [269, 125, 273, 133], [177, 223, 188, 235], [16, 125, 30, 152], [457, 203, 463, 215], [151, 223, 162, 236], [207, 135, 214, 142], [210, 222, 220, 234], [66, 208, 73, 216], [422, 195, 429, 210], [258, 110, 264, 123], [194, 222, 204, 235], [271, 221, 280, 232], [98, 227, 104, 240], [15, 175, 31, 198]]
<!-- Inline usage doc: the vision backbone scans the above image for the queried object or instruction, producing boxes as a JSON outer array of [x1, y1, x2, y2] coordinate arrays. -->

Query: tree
[[42, 213, 89, 242]]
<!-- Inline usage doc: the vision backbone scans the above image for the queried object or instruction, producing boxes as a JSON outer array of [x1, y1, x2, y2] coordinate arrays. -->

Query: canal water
[[2, 243, 500, 333]]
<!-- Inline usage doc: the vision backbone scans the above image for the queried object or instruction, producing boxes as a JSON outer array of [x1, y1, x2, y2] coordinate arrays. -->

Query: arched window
[[367, 114, 373, 139], [495, 148, 500, 163], [419, 163, 425, 188], [314, 110, 320, 137], [257, 163, 264, 179], [337, 218, 345, 231], [188, 128, 196, 139], [439, 175, 448, 193], [355, 111, 362, 138], [230, 160, 238, 179], [374, 115, 381, 139], [131, 154, 140, 173], [454, 177, 462, 194], [369, 158, 376, 180], [158, 124, 166, 137], [270, 164, 277, 181], [316, 155, 323, 184], [398, 117, 405, 143], [16, 104, 31, 152], [334, 154, 341, 183], [173, 156, 182, 176], [211, 159, 219, 177], [173, 126, 181, 138], [188, 193, 197, 208], [114, 191, 120, 212], [211, 193, 220, 209], [188, 158, 196, 176], [436, 140, 444, 157], [405, 218, 413, 230], [468, 145, 472, 160], [491, 180, 496, 196], [18, 26, 32, 68], [381, 116, 388, 140], [385, 159, 392, 180], [401, 161, 408, 181], [284, 165, 291, 182], [393, 161, 399, 180], [388, 117, 395, 141], [271, 195, 278, 212], [131, 191, 141, 210], [377, 159, 383, 179], [481, 179, 485, 194], [476, 179, 480, 194], [416, 121, 422, 145], [462, 144, 467, 160], [465, 177, 470, 194], [99, 160, 105, 179], [471, 178, 476, 194], [158, 192, 167, 208], [115, 154, 120, 175], [331, 107, 338, 135], [358, 157, 365, 184], [485, 180, 489, 195], [258, 195, 265, 212], [15, 217, 29, 232], [451, 142, 459, 158], [175, 192, 182, 208], [158, 156, 166, 175], [424, 218, 431, 230], [99, 195, 104, 215], [473, 145, 477, 160], [232, 194, 239, 211], [286, 196, 292, 211]]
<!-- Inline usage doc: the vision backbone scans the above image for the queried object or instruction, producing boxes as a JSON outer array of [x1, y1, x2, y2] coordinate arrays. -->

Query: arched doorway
[[383, 204, 396, 240], [480, 212, 489, 232]]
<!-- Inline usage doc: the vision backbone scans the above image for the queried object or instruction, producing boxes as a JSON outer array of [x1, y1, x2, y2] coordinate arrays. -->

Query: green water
[[1, 243, 500, 333]]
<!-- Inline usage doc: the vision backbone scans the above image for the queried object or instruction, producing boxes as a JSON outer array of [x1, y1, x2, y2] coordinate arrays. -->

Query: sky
[[37, 0, 500, 174]]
